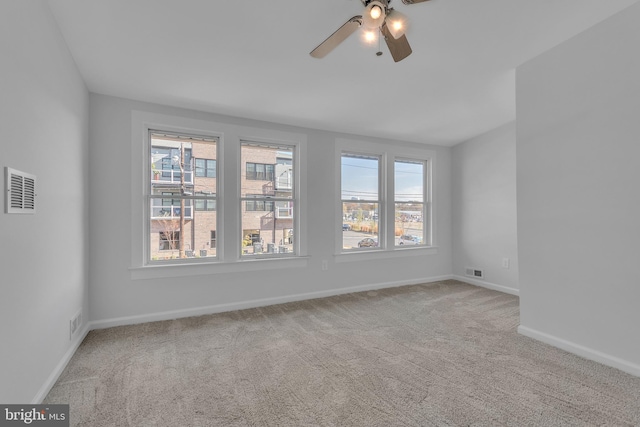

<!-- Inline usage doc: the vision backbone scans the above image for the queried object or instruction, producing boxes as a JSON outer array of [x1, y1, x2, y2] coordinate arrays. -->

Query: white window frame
[[239, 140, 301, 259], [334, 137, 437, 262], [340, 151, 384, 252], [147, 130, 219, 265], [394, 157, 430, 248], [130, 111, 308, 280]]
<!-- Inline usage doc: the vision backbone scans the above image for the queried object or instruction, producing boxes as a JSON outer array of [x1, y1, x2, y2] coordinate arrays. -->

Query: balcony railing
[[275, 164, 292, 190], [275, 176, 292, 190], [151, 204, 193, 220], [275, 202, 293, 219], [152, 170, 194, 185]]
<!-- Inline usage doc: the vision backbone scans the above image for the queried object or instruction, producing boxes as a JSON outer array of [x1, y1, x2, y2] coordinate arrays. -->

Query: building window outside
[[150, 132, 217, 261], [241, 143, 295, 256], [245, 194, 275, 212], [195, 158, 216, 177], [246, 162, 275, 181], [194, 192, 216, 211], [159, 231, 179, 251], [154, 147, 192, 182], [395, 159, 426, 246], [341, 153, 380, 250]]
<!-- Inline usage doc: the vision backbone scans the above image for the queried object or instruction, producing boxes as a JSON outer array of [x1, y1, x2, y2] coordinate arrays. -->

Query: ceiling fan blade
[[401, 0, 431, 4], [381, 22, 412, 62], [310, 16, 363, 59]]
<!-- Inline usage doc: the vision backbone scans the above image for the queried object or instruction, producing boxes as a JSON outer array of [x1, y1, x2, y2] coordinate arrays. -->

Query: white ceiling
[[46, 0, 637, 146]]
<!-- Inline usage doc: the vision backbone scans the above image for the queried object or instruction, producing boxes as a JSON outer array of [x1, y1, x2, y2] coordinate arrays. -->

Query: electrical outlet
[[502, 258, 510, 269], [321, 260, 328, 271]]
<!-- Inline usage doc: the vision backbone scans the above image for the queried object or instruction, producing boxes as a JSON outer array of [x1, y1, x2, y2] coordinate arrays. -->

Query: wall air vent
[[465, 267, 483, 279], [5, 167, 36, 214]]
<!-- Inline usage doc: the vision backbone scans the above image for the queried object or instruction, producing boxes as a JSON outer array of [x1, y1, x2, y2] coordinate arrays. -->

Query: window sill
[[335, 246, 439, 263], [130, 256, 309, 280]]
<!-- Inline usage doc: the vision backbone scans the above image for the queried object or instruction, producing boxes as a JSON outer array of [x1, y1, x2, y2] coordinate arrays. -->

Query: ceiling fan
[[310, 0, 431, 63]]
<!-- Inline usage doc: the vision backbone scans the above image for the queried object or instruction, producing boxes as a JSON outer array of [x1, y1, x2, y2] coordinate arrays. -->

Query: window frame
[[194, 191, 216, 211], [334, 137, 436, 261], [340, 151, 384, 252], [195, 158, 216, 178], [246, 162, 275, 181], [245, 194, 275, 212], [394, 157, 429, 248], [148, 131, 219, 265], [130, 111, 308, 280], [159, 230, 180, 251], [240, 141, 299, 259]]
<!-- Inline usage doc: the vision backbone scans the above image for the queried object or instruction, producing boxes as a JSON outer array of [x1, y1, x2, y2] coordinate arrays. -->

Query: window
[[241, 143, 296, 256], [335, 138, 433, 257], [395, 159, 426, 246], [195, 158, 216, 178], [159, 231, 179, 251], [245, 195, 275, 212], [149, 132, 217, 261], [133, 111, 308, 277], [246, 162, 275, 181], [194, 192, 216, 211], [154, 147, 192, 182], [341, 153, 380, 250]]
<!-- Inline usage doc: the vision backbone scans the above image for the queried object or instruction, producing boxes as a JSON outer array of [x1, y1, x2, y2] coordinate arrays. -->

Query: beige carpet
[[45, 280, 640, 426]]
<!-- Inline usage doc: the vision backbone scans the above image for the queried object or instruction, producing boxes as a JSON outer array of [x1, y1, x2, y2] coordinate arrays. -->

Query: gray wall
[[452, 122, 519, 294], [88, 94, 453, 325], [0, 1, 89, 403], [517, 3, 640, 374]]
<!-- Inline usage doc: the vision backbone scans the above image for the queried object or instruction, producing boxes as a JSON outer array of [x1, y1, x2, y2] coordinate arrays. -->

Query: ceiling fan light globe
[[363, 1, 386, 28], [386, 9, 408, 38], [364, 30, 377, 43], [370, 5, 382, 19]]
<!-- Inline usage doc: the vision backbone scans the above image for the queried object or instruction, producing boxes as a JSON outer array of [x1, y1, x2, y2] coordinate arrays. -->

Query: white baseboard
[[452, 275, 519, 296], [36, 276, 452, 403], [36, 275, 457, 403], [90, 274, 454, 330], [32, 323, 91, 404], [518, 325, 640, 378]]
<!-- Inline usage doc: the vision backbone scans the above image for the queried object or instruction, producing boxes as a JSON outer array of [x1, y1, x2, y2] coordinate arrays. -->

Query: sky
[[341, 155, 424, 202]]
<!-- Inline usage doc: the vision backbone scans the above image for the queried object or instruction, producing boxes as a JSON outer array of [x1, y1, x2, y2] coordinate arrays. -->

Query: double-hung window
[[337, 139, 433, 255], [195, 158, 216, 178], [241, 142, 296, 257], [149, 132, 218, 261], [246, 162, 275, 181], [341, 153, 381, 250], [133, 112, 308, 279], [394, 159, 427, 247]]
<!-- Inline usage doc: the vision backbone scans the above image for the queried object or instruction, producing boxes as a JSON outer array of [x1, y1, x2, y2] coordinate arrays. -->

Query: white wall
[[88, 94, 453, 325], [517, 3, 640, 375], [0, 1, 89, 403], [452, 123, 519, 294]]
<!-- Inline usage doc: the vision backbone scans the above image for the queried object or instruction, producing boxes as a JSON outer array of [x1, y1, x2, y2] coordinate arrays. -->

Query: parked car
[[342, 224, 351, 231], [358, 238, 378, 248], [397, 235, 421, 245]]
